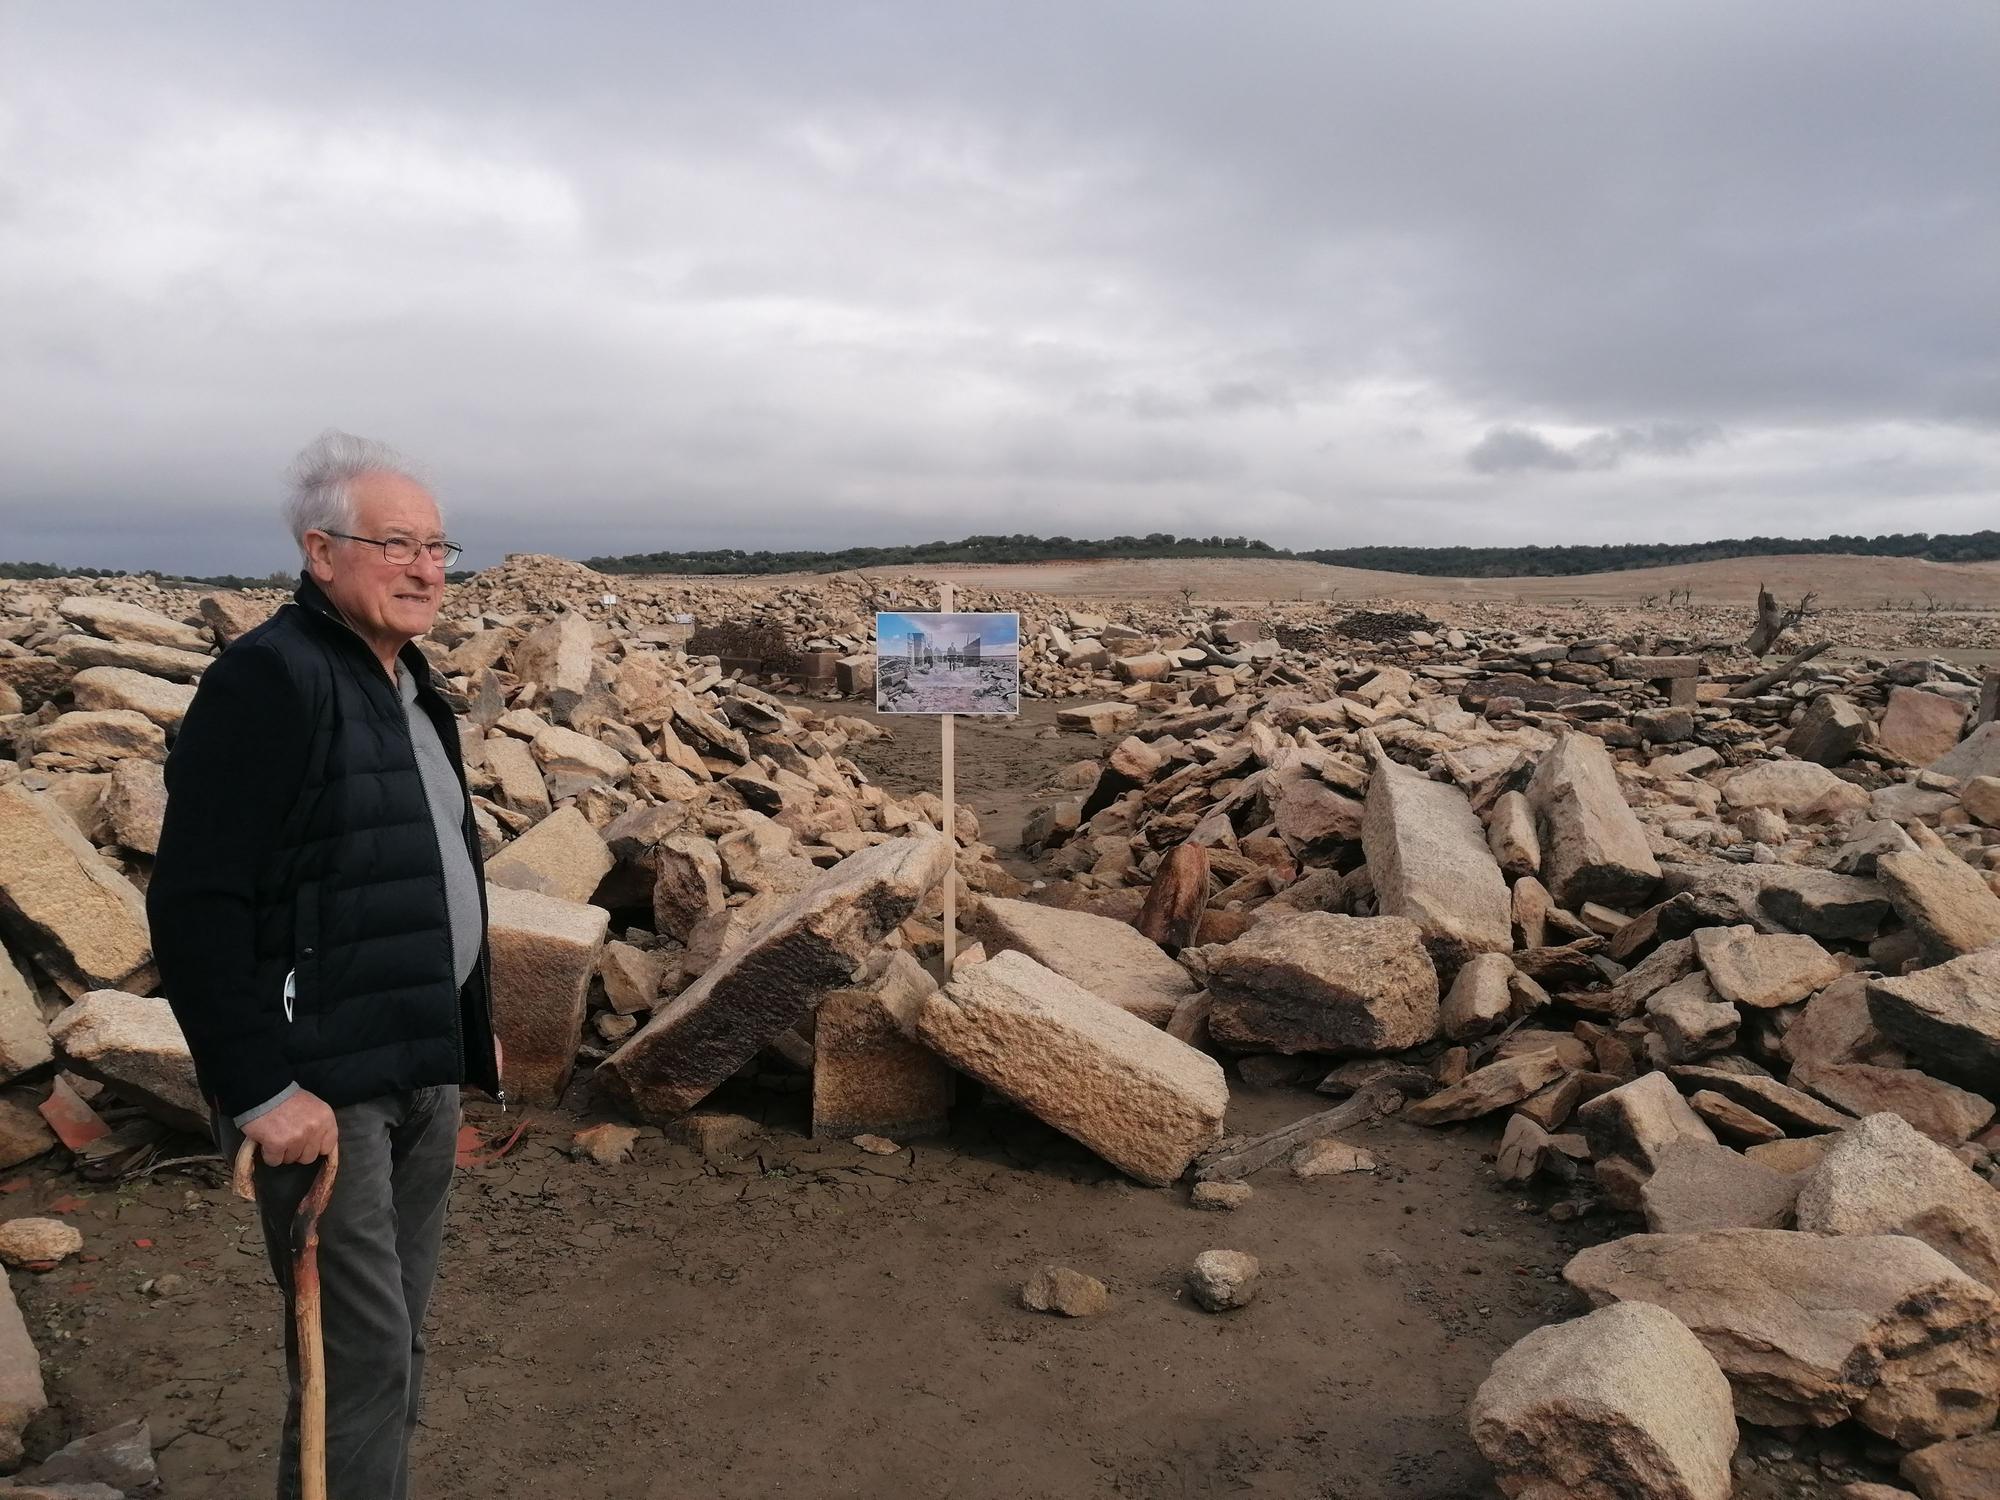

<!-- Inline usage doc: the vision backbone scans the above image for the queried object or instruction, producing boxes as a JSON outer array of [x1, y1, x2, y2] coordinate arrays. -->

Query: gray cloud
[[1468, 422, 1726, 474], [0, 2, 1995, 575]]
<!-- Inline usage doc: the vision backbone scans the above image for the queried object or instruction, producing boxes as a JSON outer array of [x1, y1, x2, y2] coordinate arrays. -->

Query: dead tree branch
[[1745, 585, 1820, 656], [1729, 640, 1832, 698]]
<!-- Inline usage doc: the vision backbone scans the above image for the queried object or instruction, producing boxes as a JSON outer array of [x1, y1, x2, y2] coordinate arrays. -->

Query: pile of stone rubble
[[1018, 629, 2000, 1499], [4, 562, 2000, 1494]]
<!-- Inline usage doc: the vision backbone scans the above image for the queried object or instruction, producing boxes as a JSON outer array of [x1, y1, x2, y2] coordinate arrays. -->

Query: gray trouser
[[219, 1086, 460, 1500]]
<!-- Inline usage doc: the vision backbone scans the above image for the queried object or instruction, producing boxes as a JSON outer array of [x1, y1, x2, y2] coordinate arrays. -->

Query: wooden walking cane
[[234, 1138, 341, 1500]]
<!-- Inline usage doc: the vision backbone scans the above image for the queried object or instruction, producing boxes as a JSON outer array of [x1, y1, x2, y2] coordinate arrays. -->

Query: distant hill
[[586, 529, 2000, 578]]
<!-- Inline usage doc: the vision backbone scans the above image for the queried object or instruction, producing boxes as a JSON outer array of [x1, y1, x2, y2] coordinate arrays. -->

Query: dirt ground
[[832, 697, 1080, 880], [14, 709, 1905, 1498]]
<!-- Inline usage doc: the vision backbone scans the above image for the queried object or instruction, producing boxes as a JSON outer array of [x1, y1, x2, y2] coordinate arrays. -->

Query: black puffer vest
[[241, 577, 499, 1106]]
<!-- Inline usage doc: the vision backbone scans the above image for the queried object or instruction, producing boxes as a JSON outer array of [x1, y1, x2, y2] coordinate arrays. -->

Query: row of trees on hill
[[1295, 532, 2000, 577], [585, 533, 1280, 575]]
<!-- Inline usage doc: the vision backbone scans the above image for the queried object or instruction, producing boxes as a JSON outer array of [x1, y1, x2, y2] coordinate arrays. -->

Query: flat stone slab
[[1693, 925, 1842, 1009], [1362, 755, 1511, 966], [1193, 912, 1439, 1056], [1405, 1048, 1567, 1126], [57, 596, 209, 651], [1615, 656, 1701, 680], [1876, 850, 2000, 964], [48, 990, 205, 1135], [1797, 1063, 1993, 1147], [68, 666, 196, 733], [907, 949, 1226, 1186], [1667, 1066, 1853, 1135], [1056, 702, 1141, 735], [1526, 733, 1660, 909], [970, 896, 1196, 1026], [1566, 1228, 2000, 1448], [1929, 722, 2000, 781], [1641, 1139, 1802, 1234], [1659, 860, 1889, 943], [1721, 761, 1870, 819], [53, 634, 212, 680], [1868, 950, 2000, 1093], [1795, 1112, 2000, 1291], [0, 783, 154, 998], [484, 805, 613, 905], [602, 834, 951, 1119]]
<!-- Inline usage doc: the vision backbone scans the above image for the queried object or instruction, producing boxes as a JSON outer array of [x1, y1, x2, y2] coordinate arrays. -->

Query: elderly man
[[150, 430, 502, 1500]]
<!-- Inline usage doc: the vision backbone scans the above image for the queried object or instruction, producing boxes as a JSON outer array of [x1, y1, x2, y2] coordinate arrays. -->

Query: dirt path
[[813, 696, 1084, 880]]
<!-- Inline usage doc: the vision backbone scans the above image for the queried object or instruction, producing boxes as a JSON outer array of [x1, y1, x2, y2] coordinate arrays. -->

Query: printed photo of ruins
[[874, 611, 1020, 714]]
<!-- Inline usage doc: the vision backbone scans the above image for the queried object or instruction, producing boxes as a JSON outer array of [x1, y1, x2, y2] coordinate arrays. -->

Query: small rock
[[1186, 1249, 1260, 1311], [852, 1134, 902, 1156], [0, 1219, 82, 1269], [664, 1112, 762, 1160], [570, 1123, 639, 1166], [1191, 1181, 1252, 1211], [1022, 1264, 1109, 1317], [1291, 1139, 1378, 1177]]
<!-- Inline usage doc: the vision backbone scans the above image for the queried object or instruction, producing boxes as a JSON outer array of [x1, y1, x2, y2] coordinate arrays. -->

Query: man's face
[[305, 471, 448, 650]]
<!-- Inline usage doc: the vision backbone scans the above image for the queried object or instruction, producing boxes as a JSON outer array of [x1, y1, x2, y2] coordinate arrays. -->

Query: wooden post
[[939, 580, 956, 970]]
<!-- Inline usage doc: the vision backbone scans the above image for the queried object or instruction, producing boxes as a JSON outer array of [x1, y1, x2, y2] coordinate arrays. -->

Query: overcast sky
[[2, 2, 1995, 575]]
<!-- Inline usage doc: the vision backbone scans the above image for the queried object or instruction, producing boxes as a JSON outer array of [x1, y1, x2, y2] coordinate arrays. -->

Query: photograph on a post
[[874, 611, 1020, 715]]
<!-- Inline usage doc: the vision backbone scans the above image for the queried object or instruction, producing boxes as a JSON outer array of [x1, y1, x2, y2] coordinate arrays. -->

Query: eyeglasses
[[325, 531, 463, 567]]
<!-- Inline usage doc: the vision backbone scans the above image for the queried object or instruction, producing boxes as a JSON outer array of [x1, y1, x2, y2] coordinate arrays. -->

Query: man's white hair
[[282, 429, 434, 559]]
